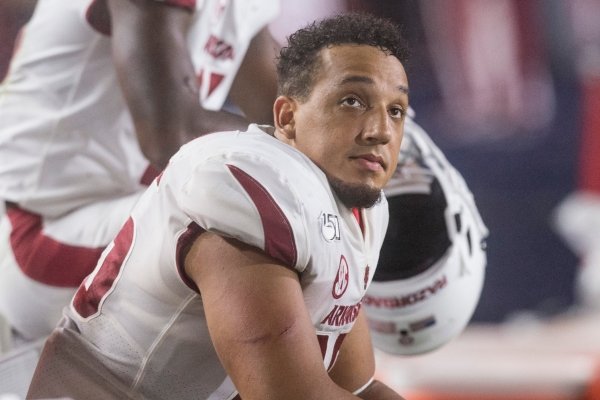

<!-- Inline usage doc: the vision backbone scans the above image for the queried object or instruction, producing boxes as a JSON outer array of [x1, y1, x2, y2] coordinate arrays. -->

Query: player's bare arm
[[229, 26, 280, 125], [185, 232, 363, 399], [107, 0, 249, 169], [329, 310, 407, 400]]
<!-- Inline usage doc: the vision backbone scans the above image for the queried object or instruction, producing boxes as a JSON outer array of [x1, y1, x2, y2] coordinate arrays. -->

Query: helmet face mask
[[374, 180, 451, 282], [365, 118, 488, 356]]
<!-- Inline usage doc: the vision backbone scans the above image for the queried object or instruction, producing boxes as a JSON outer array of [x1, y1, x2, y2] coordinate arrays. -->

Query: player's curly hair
[[277, 12, 410, 101]]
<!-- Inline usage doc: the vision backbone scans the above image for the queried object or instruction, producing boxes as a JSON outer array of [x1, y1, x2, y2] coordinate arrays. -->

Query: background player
[[0, 0, 280, 343]]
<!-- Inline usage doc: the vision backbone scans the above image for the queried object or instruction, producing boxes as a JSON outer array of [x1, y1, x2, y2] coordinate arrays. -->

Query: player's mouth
[[350, 154, 386, 172]]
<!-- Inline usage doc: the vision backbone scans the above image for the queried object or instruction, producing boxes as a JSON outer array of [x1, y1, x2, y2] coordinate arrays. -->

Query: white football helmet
[[364, 115, 488, 356]]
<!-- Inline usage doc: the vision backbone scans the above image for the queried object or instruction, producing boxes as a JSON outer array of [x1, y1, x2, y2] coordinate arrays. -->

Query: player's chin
[[354, 172, 389, 195], [327, 174, 383, 209]]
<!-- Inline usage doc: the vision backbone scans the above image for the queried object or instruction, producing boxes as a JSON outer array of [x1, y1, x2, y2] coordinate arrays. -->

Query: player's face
[[291, 45, 408, 208]]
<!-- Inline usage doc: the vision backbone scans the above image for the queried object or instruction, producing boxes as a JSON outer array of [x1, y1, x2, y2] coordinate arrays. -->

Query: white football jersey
[[0, 0, 278, 217], [29, 125, 388, 399]]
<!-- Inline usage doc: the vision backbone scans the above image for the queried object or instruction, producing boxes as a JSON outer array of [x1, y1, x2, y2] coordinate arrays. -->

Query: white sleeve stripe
[[352, 376, 375, 395]]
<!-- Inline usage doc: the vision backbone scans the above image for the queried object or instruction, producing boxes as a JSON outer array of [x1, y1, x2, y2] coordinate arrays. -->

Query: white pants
[[0, 192, 142, 343]]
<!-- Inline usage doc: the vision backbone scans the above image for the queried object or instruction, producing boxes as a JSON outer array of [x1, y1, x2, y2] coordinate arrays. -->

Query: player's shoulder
[[167, 123, 338, 208], [171, 125, 326, 269], [175, 124, 325, 189]]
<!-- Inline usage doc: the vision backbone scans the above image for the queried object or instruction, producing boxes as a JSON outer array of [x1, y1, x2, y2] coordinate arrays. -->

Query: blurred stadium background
[[2, 0, 599, 399]]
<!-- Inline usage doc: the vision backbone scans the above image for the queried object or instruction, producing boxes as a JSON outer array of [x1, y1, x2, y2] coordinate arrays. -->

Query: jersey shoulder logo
[[204, 34, 235, 60], [320, 212, 340, 242]]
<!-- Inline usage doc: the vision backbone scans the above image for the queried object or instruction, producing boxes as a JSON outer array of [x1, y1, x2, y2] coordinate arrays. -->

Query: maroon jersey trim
[[351, 207, 364, 235], [6, 206, 105, 287], [85, 0, 111, 36], [226, 164, 298, 269], [175, 221, 205, 293], [72, 217, 135, 318], [140, 165, 161, 186]]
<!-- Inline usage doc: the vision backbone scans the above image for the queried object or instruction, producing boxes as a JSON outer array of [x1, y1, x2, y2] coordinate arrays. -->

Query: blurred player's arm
[[228, 26, 280, 125], [107, 0, 249, 169], [329, 310, 407, 400], [185, 232, 367, 399]]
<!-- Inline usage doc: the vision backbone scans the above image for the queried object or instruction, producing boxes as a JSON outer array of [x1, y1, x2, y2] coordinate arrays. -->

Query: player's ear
[[273, 96, 296, 139]]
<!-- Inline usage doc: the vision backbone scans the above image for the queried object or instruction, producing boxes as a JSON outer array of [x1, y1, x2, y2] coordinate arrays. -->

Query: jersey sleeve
[[177, 151, 311, 273]]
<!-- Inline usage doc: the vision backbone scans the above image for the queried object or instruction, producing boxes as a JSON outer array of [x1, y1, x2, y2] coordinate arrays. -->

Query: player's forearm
[[356, 380, 407, 400], [228, 27, 279, 125], [108, 0, 248, 169], [107, 0, 191, 168]]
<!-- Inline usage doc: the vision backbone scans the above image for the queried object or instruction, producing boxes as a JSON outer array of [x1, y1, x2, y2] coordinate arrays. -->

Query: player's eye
[[341, 96, 365, 109], [389, 106, 406, 120]]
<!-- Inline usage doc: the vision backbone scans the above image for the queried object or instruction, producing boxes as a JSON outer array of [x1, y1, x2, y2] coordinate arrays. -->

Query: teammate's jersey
[[29, 125, 388, 399], [0, 0, 278, 217]]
